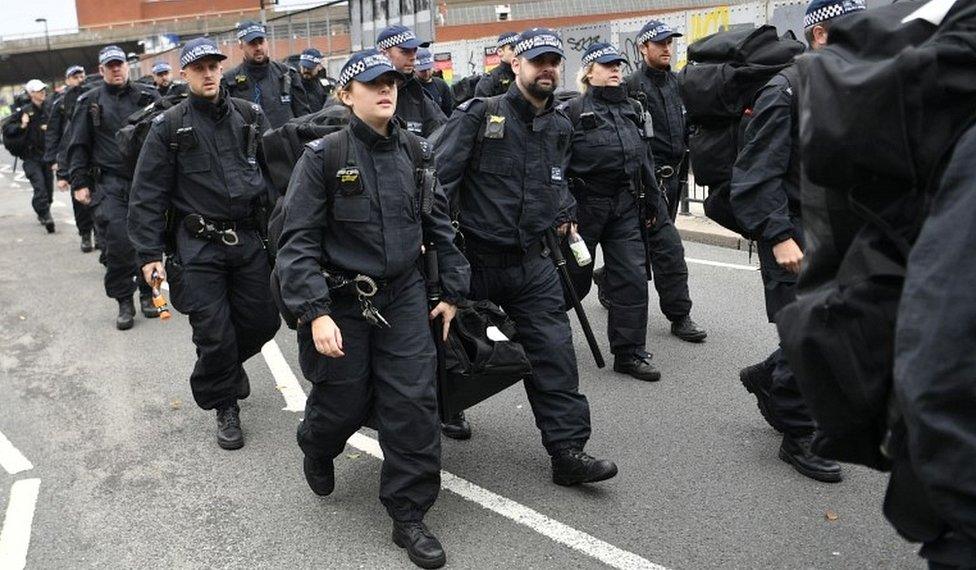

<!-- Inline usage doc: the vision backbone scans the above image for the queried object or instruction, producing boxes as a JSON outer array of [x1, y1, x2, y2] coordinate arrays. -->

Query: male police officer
[[4, 80, 55, 234], [151, 61, 186, 97], [129, 37, 281, 450], [66, 45, 160, 330], [474, 32, 518, 97], [298, 48, 329, 112], [222, 20, 311, 128], [613, 19, 706, 344], [376, 24, 447, 137], [45, 66, 96, 251], [416, 48, 453, 117], [435, 28, 618, 486], [730, 0, 866, 483]]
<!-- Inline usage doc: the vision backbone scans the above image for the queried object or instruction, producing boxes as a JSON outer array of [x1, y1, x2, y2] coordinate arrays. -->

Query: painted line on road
[[261, 341, 310, 412], [0, 165, 11, 174], [686, 257, 757, 271], [0, 478, 41, 570], [0, 432, 33, 475], [262, 339, 666, 570]]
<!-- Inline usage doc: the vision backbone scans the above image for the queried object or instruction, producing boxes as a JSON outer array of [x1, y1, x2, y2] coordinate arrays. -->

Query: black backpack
[[677, 25, 804, 238], [261, 104, 350, 193], [268, 125, 430, 329], [775, 1, 976, 471], [1, 109, 29, 159], [115, 92, 188, 179]]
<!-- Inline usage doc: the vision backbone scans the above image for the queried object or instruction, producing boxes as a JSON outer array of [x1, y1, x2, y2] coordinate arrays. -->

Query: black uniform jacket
[[127, 90, 274, 266], [66, 81, 160, 190], [563, 85, 657, 204], [276, 114, 470, 325], [222, 60, 311, 129], [729, 72, 801, 243], [626, 63, 687, 167], [433, 83, 576, 251], [474, 61, 515, 98]]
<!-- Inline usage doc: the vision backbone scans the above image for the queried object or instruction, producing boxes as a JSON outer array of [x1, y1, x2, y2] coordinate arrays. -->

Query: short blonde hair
[[576, 62, 595, 93]]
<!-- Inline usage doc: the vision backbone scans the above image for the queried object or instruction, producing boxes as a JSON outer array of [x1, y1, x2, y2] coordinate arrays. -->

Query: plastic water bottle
[[568, 232, 592, 266]]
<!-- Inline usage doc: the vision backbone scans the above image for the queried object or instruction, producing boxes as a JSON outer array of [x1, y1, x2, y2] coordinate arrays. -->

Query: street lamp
[[35, 18, 53, 84]]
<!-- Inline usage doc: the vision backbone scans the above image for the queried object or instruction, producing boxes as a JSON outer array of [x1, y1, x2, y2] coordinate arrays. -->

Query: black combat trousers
[[92, 174, 152, 300], [567, 190, 648, 357], [22, 159, 53, 218], [756, 228, 816, 435], [167, 231, 280, 410], [296, 270, 441, 522], [468, 248, 592, 455], [646, 188, 693, 321]]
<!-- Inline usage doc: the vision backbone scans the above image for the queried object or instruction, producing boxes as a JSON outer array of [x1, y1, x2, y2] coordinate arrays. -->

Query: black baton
[[545, 228, 605, 369]]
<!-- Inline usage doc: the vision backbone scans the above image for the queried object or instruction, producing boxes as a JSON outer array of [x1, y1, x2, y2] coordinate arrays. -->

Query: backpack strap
[[321, 129, 352, 202]]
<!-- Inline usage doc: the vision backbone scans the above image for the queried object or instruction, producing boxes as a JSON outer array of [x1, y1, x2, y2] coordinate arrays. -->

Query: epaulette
[[456, 97, 485, 112], [305, 138, 326, 152]]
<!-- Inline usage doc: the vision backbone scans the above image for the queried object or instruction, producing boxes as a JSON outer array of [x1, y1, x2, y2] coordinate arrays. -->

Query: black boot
[[592, 265, 611, 310], [40, 212, 55, 234], [392, 520, 446, 569], [779, 433, 843, 483], [613, 352, 661, 382], [739, 360, 783, 432], [303, 455, 335, 496], [215, 403, 244, 450], [551, 448, 618, 486], [440, 411, 471, 440], [115, 297, 135, 331], [80, 234, 94, 253], [671, 315, 707, 342], [140, 295, 159, 319]]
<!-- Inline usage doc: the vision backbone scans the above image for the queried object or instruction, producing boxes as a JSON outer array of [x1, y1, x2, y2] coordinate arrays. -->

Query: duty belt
[[465, 239, 547, 268], [183, 213, 258, 246], [323, 269, 391, 328]]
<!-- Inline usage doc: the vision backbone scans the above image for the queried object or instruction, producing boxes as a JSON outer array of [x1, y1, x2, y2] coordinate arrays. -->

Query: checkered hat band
[[300, 54, 321, 64], [497, 34, 520, 48], [100, 48, 126, 63], [237, 25, 265, 39], [514, 34, 563, 56], [181, 45, 222, 68], [583, 47, 620, 65], [338, 54, 393, 86], [638, 24, 672, 45], [804, 2, 865, 27], [377, 31, 417, 50]]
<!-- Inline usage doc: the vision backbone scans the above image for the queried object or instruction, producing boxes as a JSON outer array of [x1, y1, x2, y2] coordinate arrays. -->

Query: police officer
[[128, 38, 281, 450], [435, 28, 618, 486], [561, 43, 662, 382], [4, 79, 55, 234], [222, 20, 311, 128], [613, 19, 706, 344], [376, 24, 447, 137], [66, 45, 160, 330], [151, 61, 187, 97], [730, 0, 864, 483], [45, 66, 96, 251], [297, 48, 329, 112], [416, 48, 453, 117], [276, 49, 469, 569], [474, 32, 518, 97]]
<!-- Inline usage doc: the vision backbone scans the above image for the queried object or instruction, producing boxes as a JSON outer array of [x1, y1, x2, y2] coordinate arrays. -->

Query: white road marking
[[62, 219, 76, 226], [0, 478, 41, 570], [261, 341, 309, 412], [0, 432, 33, 475], [686, 257, 758, 271], [13, 173, 26, 184], [262, 340, 666, 570], [0, 165, 11, 174]]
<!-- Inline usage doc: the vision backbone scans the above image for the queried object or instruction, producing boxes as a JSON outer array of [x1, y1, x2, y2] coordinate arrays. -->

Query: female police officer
[[275, 49, 469, 569], [561, 43, 663, 382]]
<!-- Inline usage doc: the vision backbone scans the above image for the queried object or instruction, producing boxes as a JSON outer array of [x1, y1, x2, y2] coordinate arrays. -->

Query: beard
[[524, 73, 557, 100]]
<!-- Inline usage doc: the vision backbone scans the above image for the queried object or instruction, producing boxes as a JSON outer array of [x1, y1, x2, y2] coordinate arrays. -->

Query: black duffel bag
[[436, 300, 532, 421]]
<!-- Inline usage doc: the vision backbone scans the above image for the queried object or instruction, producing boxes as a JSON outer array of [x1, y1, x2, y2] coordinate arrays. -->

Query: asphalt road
[[0, 154, 921, 569]]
